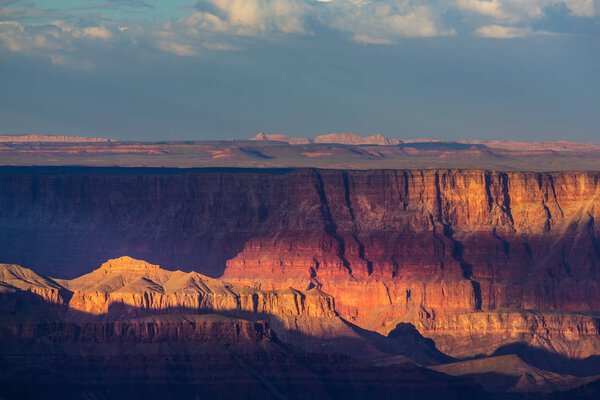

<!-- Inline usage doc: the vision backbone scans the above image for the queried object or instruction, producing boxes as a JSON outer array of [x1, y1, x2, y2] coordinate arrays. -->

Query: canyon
[[1, 165, 600, 398]]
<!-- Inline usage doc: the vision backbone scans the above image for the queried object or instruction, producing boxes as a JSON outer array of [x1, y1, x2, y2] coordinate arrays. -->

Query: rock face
[[0, 317, 488, 400], [0, 134, 109, 142], [0, 263, 69, 309], [419, 311, 600, 359], [430, 354, 598, 393], [61, 256, 335, 319], [251, 132, 400, 145], [0, 168, 599, 361], [0, 257, 452, 363], [0, 314, 275, 344], [313, 132, 399, 145], [0, 259, 491, 400]]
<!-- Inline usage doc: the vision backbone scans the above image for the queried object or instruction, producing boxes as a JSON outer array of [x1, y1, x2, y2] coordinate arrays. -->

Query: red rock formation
[[419, 311, 600, 359], [0, 314, 489, 400], [0, 168, 599, 360], [430, 354, 598, 393], [313, 133, 399, 145], [59, 257, 335, 321], [1, 314, 275, 344], [0, 263, 68, 305], [223, 170, 600, 332], [0, 134, 109, 142]]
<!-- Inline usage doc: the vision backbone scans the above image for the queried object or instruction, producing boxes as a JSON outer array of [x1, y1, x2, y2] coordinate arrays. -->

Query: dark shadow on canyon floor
[[0, 293, 494, 400], [492, 343, 600, 377], [1, 291, 600, 400]]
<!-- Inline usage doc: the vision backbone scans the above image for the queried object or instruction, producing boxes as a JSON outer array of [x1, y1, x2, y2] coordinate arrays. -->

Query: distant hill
[[0, 134, 110, 143], [251, 132, 400, 145], [251, 132, 600, 151]]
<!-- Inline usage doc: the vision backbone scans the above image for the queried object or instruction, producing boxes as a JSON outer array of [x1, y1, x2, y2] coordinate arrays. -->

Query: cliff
[[1, 257, 599, 397], [251, 132, 400, 145], [0, 167, 599, 361], [0, 315, 488, 400], [0, 134, 110, 143], [0, 258, 451, 364], [419, 310, 600, 359], [60, 256, 336, 322]]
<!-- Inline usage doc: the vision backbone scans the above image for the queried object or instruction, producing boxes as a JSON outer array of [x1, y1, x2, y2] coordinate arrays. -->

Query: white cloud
[[474, 24, 533, 37], [186, 0, 309, 36], [80, 26, 112, 39], [328, 2, 455, 45], [1, 0, 599, 64], [155, 40, 195, 56], [455, 0, 596, 22], [456, 0, 597, 39], [563, 0, 595, 17], [150, 0, 309, 56], [456, 0, 511, 20], [0, 19, 113, 66]]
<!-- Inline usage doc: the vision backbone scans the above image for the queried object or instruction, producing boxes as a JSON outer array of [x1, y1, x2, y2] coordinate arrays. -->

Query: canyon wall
[[0, 167, 599, 355]]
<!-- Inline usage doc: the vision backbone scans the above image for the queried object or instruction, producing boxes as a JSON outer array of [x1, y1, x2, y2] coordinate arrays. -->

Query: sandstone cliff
[[0, 314, 488, 400], [0, 257, 451, 363], [0, 134, 109, 143], [1, 168, 599, 361], [60, 256, 335, 320]]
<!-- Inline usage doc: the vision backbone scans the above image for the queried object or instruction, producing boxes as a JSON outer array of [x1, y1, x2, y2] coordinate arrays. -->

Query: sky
[[0, 0, 599, 142]]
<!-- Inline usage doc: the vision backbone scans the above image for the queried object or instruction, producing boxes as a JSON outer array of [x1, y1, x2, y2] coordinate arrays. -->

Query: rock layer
[[59, 256, 336, 320], [0, 168, 599, 360]]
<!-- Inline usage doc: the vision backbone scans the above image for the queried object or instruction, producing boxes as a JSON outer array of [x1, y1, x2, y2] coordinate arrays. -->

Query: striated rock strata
[[0, 168, 599, 360]]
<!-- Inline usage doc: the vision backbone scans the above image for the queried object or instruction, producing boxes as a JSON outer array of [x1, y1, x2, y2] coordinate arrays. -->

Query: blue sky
[[1, 0, 599, 141]]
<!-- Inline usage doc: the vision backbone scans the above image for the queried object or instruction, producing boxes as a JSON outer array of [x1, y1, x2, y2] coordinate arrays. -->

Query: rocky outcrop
[[60, 257, 335, 320], [0, 314, 275, 344], [0, 134, 109, 142], [251, 132, 400, 145], [251, 132, 313, 144], [0, 263, 69, 305], [0, 257, 451, 363], [430, 354, 598, 393], [0, 316, 489, 400], [313, 133, 399, 145], [1, 168, 600, 362], [418, 310, 600, 359]]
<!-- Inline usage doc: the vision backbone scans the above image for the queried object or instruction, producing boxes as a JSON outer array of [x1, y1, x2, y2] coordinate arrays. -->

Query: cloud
[[1, 0, 599, 64], [455, 0, 597, 22], [79, 26, 112, 39], [456, 0, 511, 20], [327, 1, 455, 45], [0, 19, 114, 66], [188, 0, 309, 36], [474, 24, 533, 38], [155, 40, 196, 56], [456, 0, 597, 39], [149, 0, 309, 56], [563, 0, 596, 17]]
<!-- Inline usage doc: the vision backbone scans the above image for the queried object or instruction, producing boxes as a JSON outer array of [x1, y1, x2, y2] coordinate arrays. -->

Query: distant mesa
[[251, 132, 400, 145], [251, 133, 312, 144], [1, 131, 599, 170], [250, 132, 600, 152], [0, 133, 110, 143], [314, 132, 400, 145]]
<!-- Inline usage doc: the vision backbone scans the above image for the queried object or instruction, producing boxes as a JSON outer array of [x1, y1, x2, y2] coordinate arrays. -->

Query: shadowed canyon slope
[[0, 258, 489, 400], [2, 257, 599, 399], [0, 166, 599, 363]]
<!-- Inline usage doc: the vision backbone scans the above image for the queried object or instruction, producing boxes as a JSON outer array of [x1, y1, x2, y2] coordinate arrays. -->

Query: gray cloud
[[1, 0, 598, 64]]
